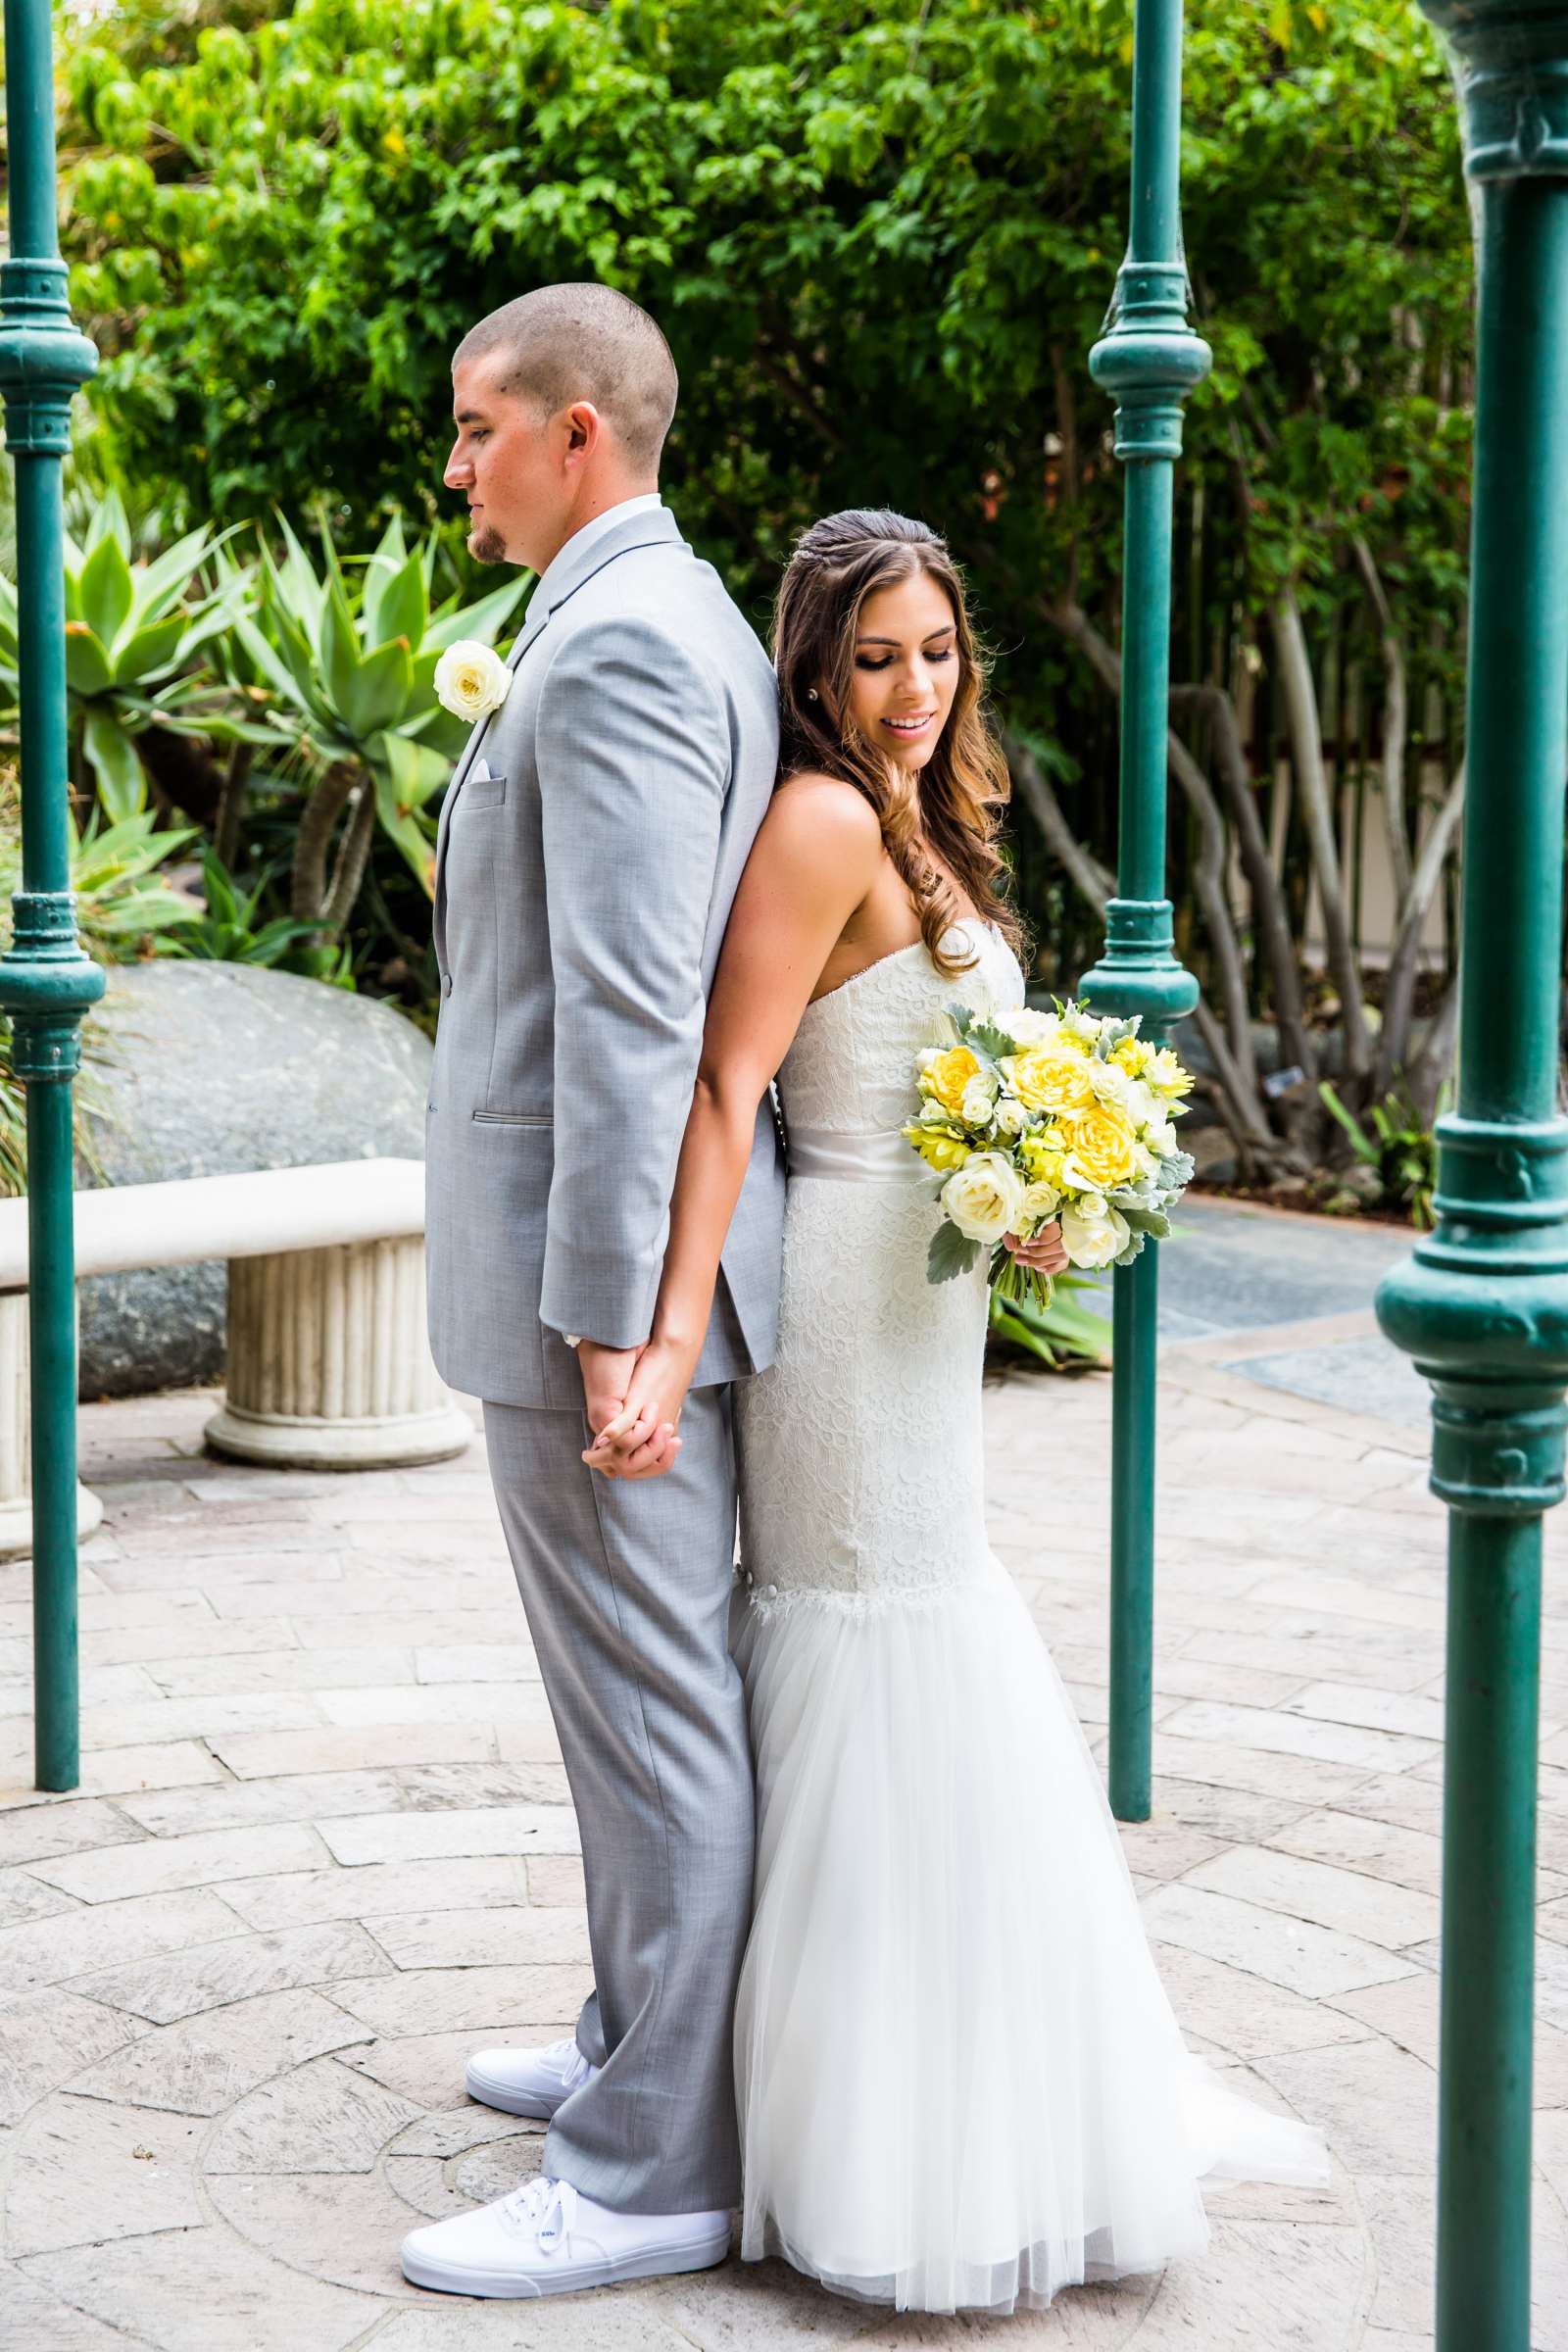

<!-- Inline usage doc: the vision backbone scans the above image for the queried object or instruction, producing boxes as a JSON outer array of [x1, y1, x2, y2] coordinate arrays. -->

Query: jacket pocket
[[471, 1108, 552, 1126], [458, 773, 508, 811]]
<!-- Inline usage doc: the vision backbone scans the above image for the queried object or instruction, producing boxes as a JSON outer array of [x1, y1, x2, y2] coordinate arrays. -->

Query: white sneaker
[[466, 2034, 599, 2119], [400, 2173, 732, 2298]]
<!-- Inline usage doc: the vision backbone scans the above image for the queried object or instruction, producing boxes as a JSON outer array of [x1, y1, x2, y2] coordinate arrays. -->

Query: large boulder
[[74, 961, 431, 1398]]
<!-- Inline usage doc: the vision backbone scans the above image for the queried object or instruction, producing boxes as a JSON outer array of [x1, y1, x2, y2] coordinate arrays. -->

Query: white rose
[[1058, 1200, 1130, 1269], [1017, 1178, 1061, 1232], [1146, 1113, 1178, 1158], [435, 639, 513, 721], [1059, 1004, 1102, 1043], [940, 1152, 1024, 1244], [995, 1094, 1028, 1136], [959, 1070, 999, 1124], [1086, 1057, 1146, 1115], [1004, 1006, 1062, 1047]]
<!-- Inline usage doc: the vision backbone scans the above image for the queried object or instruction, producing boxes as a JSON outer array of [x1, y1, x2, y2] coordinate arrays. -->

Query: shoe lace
[[501, 2172, 579, 2254], [538, 2033, 594, 2093]]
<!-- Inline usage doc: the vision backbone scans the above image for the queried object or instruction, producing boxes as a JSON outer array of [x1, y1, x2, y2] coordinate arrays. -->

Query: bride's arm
[[584, 775, 883, 1477]]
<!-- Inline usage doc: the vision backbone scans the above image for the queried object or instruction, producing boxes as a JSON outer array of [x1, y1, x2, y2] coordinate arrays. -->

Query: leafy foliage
[[61, 0, 1467, 654], [987, 1274, 1111, 1372], [0, 762, 211, 1195], [0, 491, 253, 818], [163, 846, 343, 971], [53, 0, 1482, 1180], [234, 510, 525, 910], [1317, 1076, 1445, 1227]]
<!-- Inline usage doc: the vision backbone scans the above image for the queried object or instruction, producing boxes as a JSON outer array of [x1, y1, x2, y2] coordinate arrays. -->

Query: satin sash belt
[[786, 1123, 924, 1183]]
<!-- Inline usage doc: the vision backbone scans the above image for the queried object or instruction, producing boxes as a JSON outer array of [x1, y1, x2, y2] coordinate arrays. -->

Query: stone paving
[[1, 1203, 1566, 2349]]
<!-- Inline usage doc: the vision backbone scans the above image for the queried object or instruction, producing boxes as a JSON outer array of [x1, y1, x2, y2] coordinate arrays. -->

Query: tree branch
[[1039, 592, 1260, 1102], [1002, 728, 1113, 911], [1373, 760, 1465, 1097], [1405, 972, 1460, 1127], [1269, 584, 1373, 1078], [1168, 680, 1316, 1085], [214, 740, 252, 873], [292, 760, 374, 928], [1350, 532, 1412, 904]]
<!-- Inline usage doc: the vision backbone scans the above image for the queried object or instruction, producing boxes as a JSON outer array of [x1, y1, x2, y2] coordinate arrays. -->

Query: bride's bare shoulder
[[764, 770, 882, 858]]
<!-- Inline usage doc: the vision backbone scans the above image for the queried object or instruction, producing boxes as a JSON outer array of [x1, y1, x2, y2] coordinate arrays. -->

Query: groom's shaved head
[[454, 284, 677, 471]]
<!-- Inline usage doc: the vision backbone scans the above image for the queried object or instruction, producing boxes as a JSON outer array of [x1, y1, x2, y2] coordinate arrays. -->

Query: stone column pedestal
[[204, 1236, 472, 1470], [0, 1291, 103, 1559]]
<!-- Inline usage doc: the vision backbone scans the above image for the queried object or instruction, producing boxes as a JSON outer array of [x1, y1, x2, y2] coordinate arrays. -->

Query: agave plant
[[0, 491, 258, 821], [163, 847, 343, 978], [234, 513, 526, 926]]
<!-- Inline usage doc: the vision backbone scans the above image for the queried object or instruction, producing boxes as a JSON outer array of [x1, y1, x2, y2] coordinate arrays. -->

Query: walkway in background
[[1153, 1196, 1431, 1430], [1, 1198, 1564, 2349]]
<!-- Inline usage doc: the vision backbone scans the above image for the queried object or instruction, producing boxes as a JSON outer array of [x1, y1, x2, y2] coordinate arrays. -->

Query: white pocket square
[[470, 757, 492, 783]]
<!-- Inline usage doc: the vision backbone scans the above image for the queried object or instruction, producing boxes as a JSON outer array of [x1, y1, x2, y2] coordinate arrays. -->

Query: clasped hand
[[578, 1333, 700, 1480], [578, 1220, 1069, 1482]]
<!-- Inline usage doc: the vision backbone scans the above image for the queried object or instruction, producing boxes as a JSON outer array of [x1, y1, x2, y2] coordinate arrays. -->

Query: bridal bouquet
[[902, 1000, 1197, 1308]]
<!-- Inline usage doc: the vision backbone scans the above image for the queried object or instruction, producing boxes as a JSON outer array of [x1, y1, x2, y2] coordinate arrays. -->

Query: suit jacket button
[[441, 973, 453, 997]]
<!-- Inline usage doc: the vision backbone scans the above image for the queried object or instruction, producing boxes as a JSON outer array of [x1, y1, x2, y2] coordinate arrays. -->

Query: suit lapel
[[432, 598, 554, 949], [431, 506, 686, 952]]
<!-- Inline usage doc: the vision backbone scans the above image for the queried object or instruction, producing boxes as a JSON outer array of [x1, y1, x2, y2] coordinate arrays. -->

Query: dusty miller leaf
[[927, 1221, 983, 1284]]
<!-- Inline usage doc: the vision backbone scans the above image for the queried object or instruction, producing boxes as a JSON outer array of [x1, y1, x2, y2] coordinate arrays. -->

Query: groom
[[406, 284, 784, 2298]]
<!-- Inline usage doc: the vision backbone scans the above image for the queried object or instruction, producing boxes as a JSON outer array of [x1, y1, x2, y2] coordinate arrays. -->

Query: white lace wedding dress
[[729, 915, 1328, 2317]]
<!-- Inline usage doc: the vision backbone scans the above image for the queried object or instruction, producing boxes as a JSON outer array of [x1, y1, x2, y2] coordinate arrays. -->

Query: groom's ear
[[561, 401, 604, 462]]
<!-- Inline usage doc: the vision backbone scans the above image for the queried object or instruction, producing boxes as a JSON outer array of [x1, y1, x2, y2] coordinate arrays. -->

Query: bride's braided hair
[[771, 509, 1027, 979]]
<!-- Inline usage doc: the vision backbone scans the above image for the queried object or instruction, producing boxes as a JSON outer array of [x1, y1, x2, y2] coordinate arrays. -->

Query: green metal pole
[[0, 0, 106, 1790], [1079, 0, 1207, 1823], [1378, 9, 1568, 2341]]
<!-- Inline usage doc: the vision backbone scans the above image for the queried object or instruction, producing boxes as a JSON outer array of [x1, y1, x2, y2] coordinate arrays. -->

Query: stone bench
[[0, 1157, 471, 1556]]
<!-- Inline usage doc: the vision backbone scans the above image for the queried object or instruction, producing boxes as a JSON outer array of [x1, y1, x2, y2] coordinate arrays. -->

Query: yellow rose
[[1146, 1047, 1195, 1100], [920, 1045, 982, 1118], [1007, 1047, 1097, 1116], [1020, 1127, 1068, 1186], [1063, 1104, 1140, 1191], [903, 1123, 970, 1173]]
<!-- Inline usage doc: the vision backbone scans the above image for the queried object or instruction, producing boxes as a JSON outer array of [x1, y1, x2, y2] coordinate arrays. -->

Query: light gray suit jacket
[[424, 504, 785, 1410]]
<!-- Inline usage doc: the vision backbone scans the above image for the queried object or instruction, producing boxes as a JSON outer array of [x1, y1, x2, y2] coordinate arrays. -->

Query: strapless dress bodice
[[778, 917, 1024, 1181]]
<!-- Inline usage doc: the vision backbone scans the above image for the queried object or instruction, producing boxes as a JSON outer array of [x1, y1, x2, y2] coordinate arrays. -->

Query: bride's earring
[[807, 688, 819, 703]]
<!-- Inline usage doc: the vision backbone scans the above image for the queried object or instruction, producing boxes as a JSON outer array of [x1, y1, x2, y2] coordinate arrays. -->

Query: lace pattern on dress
[[733, 1572, 1018, 1622], [735, 919, 1025, 1607]]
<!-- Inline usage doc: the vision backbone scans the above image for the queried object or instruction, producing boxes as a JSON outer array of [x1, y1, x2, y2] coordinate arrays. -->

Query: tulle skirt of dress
[[727, 1552, 1330, 2318]]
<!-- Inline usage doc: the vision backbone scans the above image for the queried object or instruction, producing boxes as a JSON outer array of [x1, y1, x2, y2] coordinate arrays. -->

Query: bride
[[586, 506, 1329, 2315]]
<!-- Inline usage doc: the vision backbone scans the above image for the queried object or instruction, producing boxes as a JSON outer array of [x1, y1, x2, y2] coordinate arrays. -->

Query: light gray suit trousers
[[423, 506, 783, 2212]]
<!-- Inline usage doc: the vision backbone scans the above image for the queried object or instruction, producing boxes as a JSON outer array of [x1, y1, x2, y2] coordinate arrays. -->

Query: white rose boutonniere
[[434, 640, 513, 722]]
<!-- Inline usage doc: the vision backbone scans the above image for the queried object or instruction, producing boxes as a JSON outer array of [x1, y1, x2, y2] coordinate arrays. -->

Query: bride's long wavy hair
[[771, 509, 1027, 978]]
